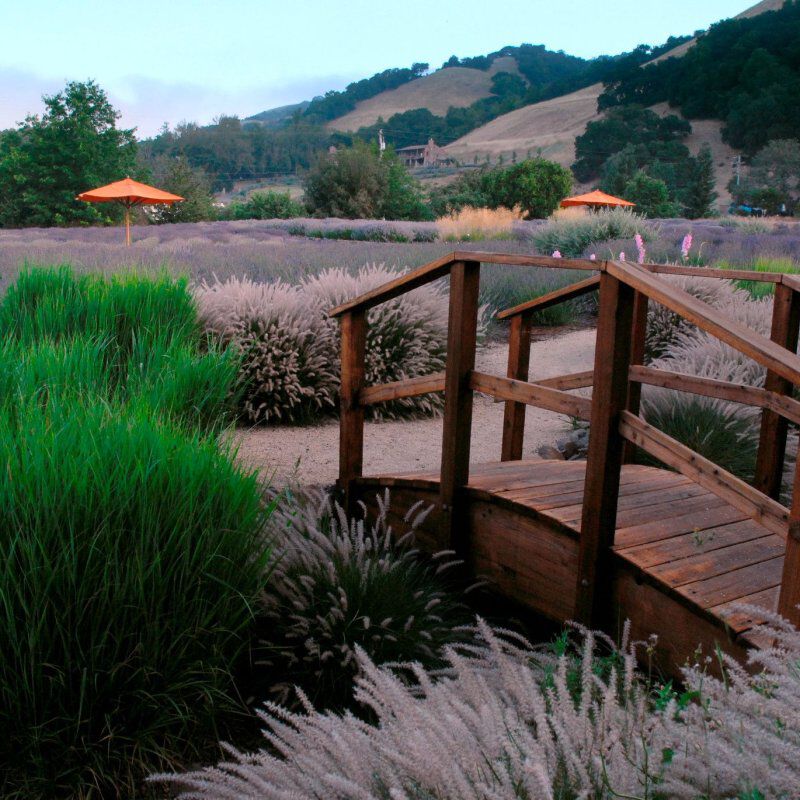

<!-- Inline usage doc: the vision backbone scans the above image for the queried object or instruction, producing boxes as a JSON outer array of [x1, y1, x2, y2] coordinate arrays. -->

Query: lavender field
[[1, 217, 799, 283]]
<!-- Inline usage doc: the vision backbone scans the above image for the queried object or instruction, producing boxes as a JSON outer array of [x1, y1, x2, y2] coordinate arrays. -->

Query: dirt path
[[232, 326, 596, 487]]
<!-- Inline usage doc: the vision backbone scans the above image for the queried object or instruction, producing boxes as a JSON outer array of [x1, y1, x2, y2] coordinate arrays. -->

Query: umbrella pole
[[125, 204, 131, 246]]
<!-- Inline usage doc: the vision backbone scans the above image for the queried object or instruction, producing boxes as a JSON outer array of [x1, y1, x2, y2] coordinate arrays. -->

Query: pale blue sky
[[0, 0, 756, 137]]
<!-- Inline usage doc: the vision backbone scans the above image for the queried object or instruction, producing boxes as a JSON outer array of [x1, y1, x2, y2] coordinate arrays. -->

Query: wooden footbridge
[[329, 252, 800, 671]]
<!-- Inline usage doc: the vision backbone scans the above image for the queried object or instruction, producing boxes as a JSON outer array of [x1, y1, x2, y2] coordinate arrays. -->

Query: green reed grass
[[716, 257, 800, 299], [0, 400, 271, 798], [0, 266, 266, 797]]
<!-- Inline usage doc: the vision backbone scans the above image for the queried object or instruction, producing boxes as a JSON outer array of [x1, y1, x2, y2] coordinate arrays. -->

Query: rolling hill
[[441, 0, 784, 209], [328, 57, 522, 132]]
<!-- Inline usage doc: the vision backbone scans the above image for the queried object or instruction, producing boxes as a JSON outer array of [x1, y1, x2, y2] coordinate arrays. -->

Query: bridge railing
[[329, 252, 800, 627]]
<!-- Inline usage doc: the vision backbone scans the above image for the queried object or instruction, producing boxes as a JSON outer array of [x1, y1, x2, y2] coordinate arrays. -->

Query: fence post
[[440, 260, 481, 556], [622, 291, 649, 464], [754, 282, 800, 500], [338, 309, 367, 515], [501, 313, 532, 461], [575, 269, 635, 625]]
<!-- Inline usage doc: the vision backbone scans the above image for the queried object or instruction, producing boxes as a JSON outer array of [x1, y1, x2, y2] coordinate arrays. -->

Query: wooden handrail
[[359, 372, 446, 406], [470, 371, 592, 420], [535, 370, 595, 390], [619, 411, 789, 539], [645, 263, 786, 283], [329, 252, 600, 318], [497, 275, 600, 320], [630, 364, 800, 426], [607, 260, 800, 387]]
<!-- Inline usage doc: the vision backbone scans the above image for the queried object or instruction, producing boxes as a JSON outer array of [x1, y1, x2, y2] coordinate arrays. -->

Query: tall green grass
[[0, 401, 271, 797], [0, 266, 268, 798], [716, 257, 800, 299]]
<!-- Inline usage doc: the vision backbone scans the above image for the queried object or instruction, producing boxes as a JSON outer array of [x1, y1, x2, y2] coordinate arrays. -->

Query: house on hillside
[[396, 138, 454, 168]]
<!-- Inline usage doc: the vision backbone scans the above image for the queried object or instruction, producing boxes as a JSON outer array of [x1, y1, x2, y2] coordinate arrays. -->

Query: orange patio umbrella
[[77, 177, 184, 246], [560, 190, 635, 209]]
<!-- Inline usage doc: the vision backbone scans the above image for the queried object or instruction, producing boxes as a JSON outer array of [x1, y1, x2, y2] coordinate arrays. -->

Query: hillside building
[[396, 138, 454, 168]]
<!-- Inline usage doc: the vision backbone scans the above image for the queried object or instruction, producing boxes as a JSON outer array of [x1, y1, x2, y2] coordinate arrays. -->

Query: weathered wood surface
[[353, 458, 781, 668], [754, 282, 800, 499], [439, 261, 481, 555], [576, 272, 635, 624], [501, 314, 532, 461], [359, 372, 446, 405], [619, 411, 789, 538], [470, 371, 592, 420]]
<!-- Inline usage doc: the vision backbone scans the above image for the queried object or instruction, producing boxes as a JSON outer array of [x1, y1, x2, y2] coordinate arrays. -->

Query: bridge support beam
[[501, 313, 532, 461], [755, 283, 800, 500], [440, 260, 481, 556], [576, 270, 635, 625], [338, 309, 366, 515]]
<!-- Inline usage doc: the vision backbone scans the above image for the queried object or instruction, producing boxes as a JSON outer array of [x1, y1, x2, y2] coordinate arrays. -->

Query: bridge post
[[623, 291, 648, 464], [779, 464, 800, 626], [754, 282, 800, 500], [338, 309, 367, 515], [576, 269, 635, 625], [501, 313, 532, 461], [440, 260, 481, 555]]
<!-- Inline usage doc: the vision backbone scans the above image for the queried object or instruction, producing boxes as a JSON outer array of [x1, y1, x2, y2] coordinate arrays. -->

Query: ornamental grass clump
[[0, 266, 267, 797], [196, 265, 470, 423], [157, 612, 800, 799], [196, 276, 338, 423], [641, 280, 778, 482], [258, 490, 472, 710], [0, 400, 271, 799], [304, 264, 471, 420], [533, 207, 655, 258]]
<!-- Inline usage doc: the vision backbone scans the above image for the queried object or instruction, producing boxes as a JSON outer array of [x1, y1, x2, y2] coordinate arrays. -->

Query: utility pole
[[733, 155, 742, 186], [378, 129, 386, 157]]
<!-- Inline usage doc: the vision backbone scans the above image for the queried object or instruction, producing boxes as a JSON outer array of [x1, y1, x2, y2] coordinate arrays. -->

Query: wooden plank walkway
[[355, 458, 782, 665]]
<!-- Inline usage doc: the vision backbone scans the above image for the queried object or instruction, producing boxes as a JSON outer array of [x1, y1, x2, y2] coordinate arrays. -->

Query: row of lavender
[[1, 216, 799, 286]]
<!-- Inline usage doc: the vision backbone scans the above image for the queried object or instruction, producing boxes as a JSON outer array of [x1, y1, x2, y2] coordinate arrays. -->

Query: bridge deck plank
[[359, 458, 781, 640]]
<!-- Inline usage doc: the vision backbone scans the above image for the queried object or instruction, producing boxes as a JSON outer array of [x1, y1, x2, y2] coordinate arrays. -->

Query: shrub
[[228, 190, 305, 220], [483, 157, 573, 219], [0, 266, 199, 356], [644, 274, 746, 361], [0, 266, 239, 432], [303, 265, 471, 420], [157, 613, 800, 799], [0, 266, 262, 797], [196, 265, 474, 423], [533, 207, 655, 258], [304, 141, 431, 220], [257, 490, 471, 709], [196, 276, 338, 424]]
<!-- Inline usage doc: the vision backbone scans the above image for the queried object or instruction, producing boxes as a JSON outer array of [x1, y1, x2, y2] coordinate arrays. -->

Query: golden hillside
[[328, 57, 520, 132], [443, 0, 782, 208]]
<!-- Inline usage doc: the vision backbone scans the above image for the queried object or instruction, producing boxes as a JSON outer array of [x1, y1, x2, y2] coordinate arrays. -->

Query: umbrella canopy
[[560, 190, 635, 209], [77, 177, 184, 245]]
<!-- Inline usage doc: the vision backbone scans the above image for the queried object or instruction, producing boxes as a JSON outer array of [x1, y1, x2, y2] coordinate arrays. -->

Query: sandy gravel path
[[233, 326, 596, 487]]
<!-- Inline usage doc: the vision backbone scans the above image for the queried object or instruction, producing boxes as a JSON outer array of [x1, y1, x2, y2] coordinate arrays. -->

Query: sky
[[0, 0, 758, 138]]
